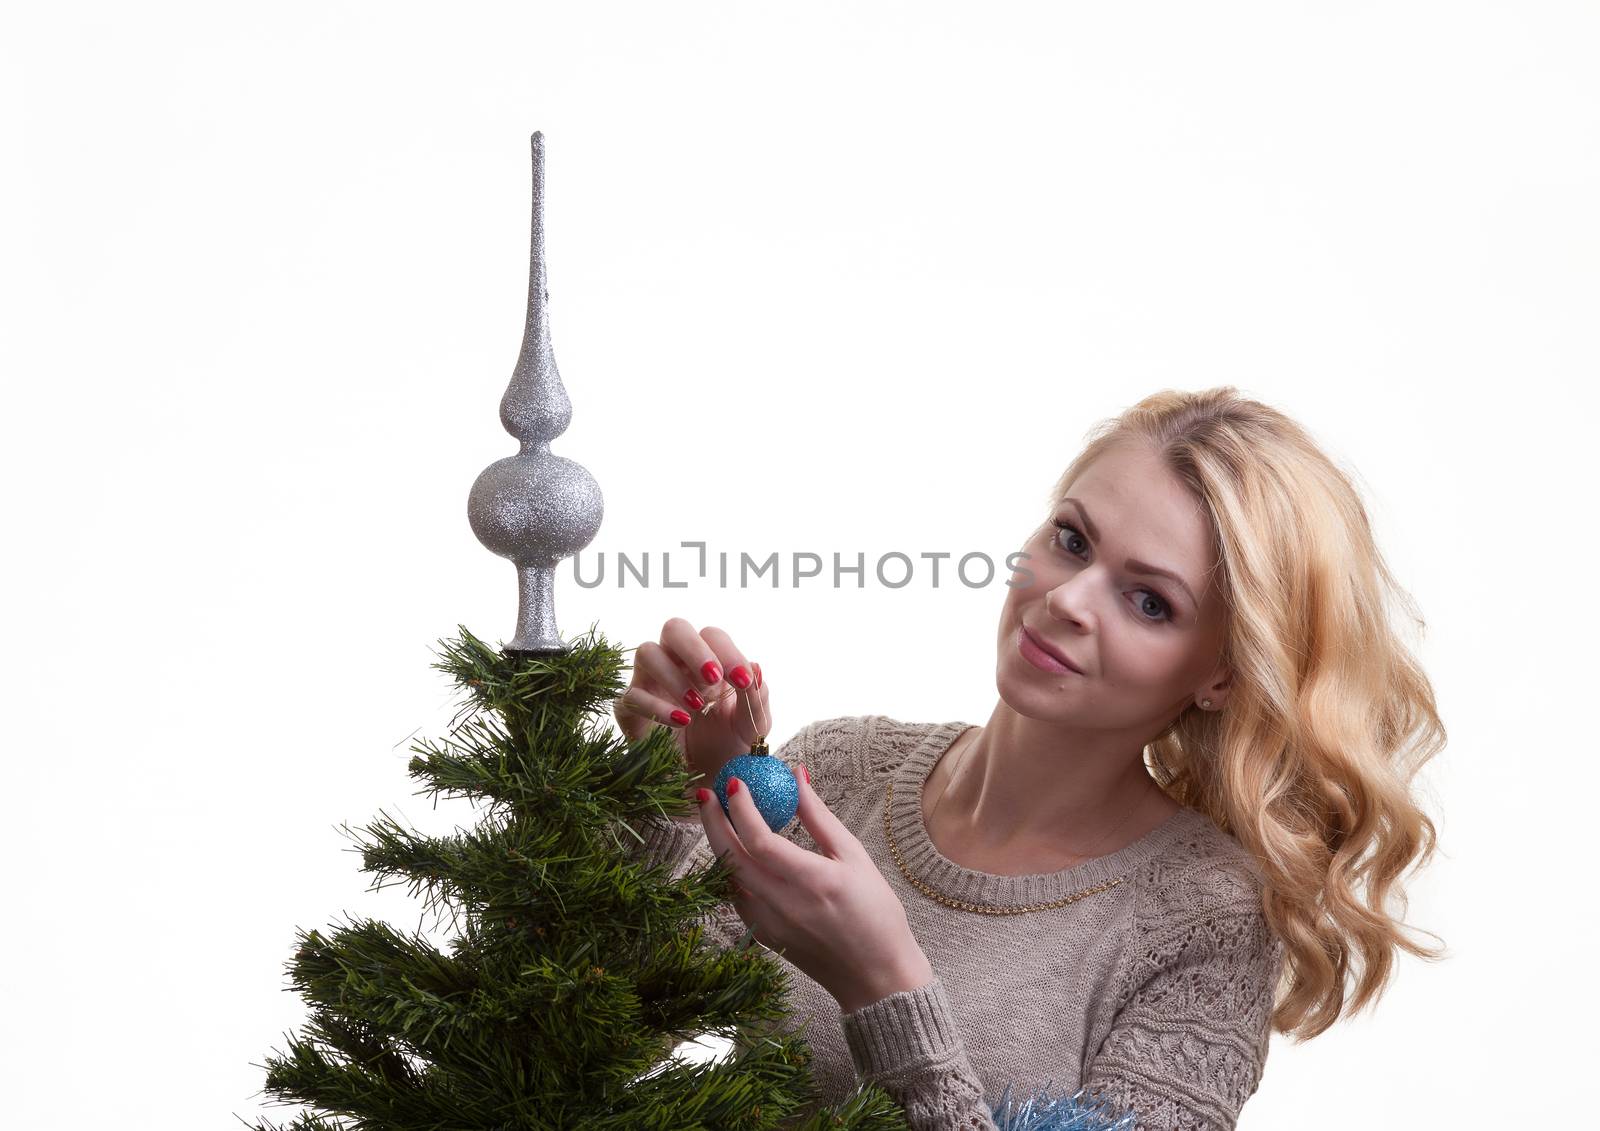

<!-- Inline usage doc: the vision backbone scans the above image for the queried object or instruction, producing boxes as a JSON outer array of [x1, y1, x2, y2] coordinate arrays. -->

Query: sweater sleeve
[[839, 975, 998, 1131], [1079, 904, 1283, 1131]]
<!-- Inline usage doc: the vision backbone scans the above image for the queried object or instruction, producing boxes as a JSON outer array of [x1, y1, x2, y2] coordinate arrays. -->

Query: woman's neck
[[926, 711, 1178, 860]]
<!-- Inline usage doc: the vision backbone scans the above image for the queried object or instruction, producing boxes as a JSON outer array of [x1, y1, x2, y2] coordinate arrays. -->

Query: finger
[[725, 775, 819, 879], [660, 618, 730, 702], [717, 667, 771, 749], [791, 764, 859, 863], [693, 627, 763, 740], [613, 687, 658, 743], [697, 626, 755, 696], [615, 686, 692, 738], [698, 780, 762, 894], [700, 789, 783, 940], [635, 640, 711, 716]]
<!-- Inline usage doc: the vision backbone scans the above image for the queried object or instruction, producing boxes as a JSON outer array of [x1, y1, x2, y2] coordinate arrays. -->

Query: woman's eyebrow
[[1061, 497, 1198, 608]]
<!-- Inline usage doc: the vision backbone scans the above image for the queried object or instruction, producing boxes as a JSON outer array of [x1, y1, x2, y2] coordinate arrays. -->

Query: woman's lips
[[1018, 624, 1084, 675]]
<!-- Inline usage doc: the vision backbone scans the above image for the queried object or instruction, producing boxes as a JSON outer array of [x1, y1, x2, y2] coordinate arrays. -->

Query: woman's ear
[[1197, 662, 1232, 710]]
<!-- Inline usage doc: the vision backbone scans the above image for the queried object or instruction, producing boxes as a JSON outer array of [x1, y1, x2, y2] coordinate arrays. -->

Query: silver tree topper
[[468, 132, 603, 655]]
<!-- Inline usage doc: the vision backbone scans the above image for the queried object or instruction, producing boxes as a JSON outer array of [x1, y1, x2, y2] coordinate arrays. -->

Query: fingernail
[[753, 661, 763, 690], [801, 764, 809, 785], [683, 688, 706, 711], [669, 709, 691, 726], [701, 661, 722, 684], [696, 788, 712, 803], [728, 665, 752, 689], [728, 777, 741, 795]]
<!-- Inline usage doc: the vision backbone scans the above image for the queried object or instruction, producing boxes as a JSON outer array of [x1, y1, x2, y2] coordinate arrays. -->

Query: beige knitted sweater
[[632, 714, 1284, 1130]]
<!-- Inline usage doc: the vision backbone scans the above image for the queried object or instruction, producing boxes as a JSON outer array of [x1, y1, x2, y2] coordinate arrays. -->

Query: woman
[[616, 387, 1446, 1130]]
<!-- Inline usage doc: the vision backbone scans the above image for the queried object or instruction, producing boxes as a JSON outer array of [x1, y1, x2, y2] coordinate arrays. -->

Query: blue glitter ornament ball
[[712, 752, 799, 832]]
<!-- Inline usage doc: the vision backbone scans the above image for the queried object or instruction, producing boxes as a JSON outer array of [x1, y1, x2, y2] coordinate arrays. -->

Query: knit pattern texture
[[630, 714, 1284, 1130]]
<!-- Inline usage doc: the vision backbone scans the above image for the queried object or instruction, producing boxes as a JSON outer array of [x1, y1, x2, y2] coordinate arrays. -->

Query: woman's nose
[[1044, 582, 1078, 621]]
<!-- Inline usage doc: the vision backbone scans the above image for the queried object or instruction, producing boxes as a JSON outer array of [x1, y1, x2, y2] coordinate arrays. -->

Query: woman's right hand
[[613, 618, 771, 800]]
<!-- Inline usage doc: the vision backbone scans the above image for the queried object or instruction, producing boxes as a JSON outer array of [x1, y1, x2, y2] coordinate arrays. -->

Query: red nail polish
[[728, 665, 752, 689], [696, 788, 712, 803], [801, 764, 809, 785], [701, 661, 722, 684], [683, 688, 705, 711], [728, 777, 741, 795], [753, 661, 763, 690], [670, 709, 691, 726]]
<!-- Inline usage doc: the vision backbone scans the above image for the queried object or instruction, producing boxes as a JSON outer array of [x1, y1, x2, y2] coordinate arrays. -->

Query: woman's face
[[997, 442, 1230, 733]]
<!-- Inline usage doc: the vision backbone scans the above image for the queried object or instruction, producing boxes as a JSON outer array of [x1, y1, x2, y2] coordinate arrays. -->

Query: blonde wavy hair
[[1049, 387, 1447, 1042]]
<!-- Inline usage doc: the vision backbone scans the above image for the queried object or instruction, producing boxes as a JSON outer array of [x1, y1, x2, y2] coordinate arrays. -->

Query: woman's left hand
[[699, 766, 936, 1015]]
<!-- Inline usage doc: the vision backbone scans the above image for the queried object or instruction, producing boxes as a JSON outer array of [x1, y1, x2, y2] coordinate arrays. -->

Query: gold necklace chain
[[881, 731, 1150, 916]]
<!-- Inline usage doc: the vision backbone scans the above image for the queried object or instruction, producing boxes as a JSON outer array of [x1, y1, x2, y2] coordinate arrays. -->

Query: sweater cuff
[[840, 975, 965, 1079], [634, 814, 706, 870]]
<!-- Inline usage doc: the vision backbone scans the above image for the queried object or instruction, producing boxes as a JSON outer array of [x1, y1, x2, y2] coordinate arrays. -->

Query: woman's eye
[[1050, 520, 1173, 623]]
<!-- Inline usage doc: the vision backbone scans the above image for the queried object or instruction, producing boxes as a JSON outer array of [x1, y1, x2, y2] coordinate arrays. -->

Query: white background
[[4, 2, 1595, 1127]]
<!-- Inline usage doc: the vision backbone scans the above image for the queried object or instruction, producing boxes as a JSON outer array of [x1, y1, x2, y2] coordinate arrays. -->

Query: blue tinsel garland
[[988, 1080, 1138, 1131]]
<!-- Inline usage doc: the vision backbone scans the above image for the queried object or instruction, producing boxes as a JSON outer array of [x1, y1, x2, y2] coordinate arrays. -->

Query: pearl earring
[[1201, 698, 1213, 708]]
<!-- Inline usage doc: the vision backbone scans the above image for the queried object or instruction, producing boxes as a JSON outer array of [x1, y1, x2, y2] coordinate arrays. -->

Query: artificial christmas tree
[[246, 624, 915, 1129]]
